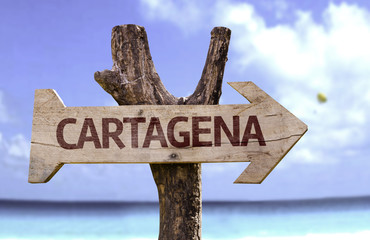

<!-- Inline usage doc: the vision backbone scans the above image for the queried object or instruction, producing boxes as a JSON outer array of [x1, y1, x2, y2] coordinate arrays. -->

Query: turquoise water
[[1, 197, 370, 239]]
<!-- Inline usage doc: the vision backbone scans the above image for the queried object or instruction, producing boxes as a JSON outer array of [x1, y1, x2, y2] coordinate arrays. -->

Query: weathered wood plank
[[29, 81, 307, 183], [93, 24, 231, 240]]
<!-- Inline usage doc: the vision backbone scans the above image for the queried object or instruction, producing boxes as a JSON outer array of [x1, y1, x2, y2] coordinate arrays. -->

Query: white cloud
[[141, 0, 370, 166], [217, 2, 370, 165], [0, 91, 11, 123], [0, 132, 30, 163], [259, 0, 290, 20], [7, 134, 30, 158], [274, 0, 289, 19], [0, 90, 30, 167], [140, 0, 208, 33], [0, 132, 29, 185]]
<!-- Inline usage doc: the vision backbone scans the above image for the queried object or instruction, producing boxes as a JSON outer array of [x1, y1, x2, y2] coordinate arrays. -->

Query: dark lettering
[[56, 118, 78, 149], [123, 117, 146, 148], [241, 115, 266, 146], [192, 116, 212, 147], [167, 116, 190, 148], [77, 118, 102, 149], [143, 117, 168, 148], [102, 118, 124, 149], [214, 116, 240, 147]]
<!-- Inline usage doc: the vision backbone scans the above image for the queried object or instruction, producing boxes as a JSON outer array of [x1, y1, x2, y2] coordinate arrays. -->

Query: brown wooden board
[[29, 81, 307, 184]]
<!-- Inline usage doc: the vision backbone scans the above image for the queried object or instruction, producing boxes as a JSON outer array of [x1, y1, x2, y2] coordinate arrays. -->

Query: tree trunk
[[95, 24, 231, 240]]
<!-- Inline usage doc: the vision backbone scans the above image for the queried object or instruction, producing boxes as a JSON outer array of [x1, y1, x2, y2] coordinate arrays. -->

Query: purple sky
[[1, 0, 370, 201]]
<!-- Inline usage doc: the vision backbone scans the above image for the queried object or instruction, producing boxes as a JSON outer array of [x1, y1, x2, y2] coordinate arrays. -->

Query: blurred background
[[1, 0, 370, 239]]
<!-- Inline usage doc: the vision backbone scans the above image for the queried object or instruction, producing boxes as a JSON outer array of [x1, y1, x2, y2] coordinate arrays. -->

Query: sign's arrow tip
[[29, 89, 66, 183], [228, 81, 308, 184], [28, 157, 63, 183], [34, 89, 66, 109], [233, 159, 287, 184], [29, 82, 307, 184], [228, 81, 269, 104]]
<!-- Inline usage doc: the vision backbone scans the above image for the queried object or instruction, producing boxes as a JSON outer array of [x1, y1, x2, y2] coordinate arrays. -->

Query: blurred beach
[[1, 196, 369, 240]]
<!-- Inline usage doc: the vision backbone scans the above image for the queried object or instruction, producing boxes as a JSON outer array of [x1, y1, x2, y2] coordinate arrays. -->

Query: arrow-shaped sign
[[29, 82, 307, 184]]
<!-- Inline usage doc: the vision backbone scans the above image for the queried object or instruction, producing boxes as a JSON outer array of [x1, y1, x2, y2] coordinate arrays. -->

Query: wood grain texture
[[94, 25, 178, 105], [29, 82, 307, 184], [95, 25, 230, 240], [28, 24, 308, 240]]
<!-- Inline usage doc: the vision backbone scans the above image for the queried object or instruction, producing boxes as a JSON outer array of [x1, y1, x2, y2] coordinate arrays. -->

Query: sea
[[1, 196, 370, 240]]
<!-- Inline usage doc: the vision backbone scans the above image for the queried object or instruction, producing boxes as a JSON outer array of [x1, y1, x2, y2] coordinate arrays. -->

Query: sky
[[0, 0, 370, 201]]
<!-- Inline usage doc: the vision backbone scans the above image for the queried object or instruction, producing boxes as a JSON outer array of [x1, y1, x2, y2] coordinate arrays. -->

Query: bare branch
[[94, 24, 231, 240], [186, 27, 231, 105], [94, 24, 177, 105]]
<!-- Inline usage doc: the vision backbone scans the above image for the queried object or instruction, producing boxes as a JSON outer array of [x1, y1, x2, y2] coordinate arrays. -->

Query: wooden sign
[[29, 81, 307, 184]]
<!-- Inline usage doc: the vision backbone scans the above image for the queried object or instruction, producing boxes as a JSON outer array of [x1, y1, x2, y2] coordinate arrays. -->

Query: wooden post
[[94, 24, 231, 240]]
